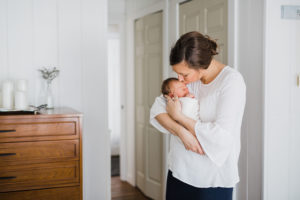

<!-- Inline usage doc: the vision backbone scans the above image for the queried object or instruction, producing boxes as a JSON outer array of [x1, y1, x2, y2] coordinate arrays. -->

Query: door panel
[[135, 11, 163, 200], [148, 127, 162, 182], [147, 54, 162, 106], [180, 0, 204, 34], [180, 0, 228, 64], [136, 124, 144, 173], [205, 0, 228, 64], [205, 0, 226, 33], [135, 17, 146, 194]]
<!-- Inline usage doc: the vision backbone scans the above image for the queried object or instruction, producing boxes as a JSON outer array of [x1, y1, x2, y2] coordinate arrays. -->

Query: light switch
[[281, 5, 300, 20]]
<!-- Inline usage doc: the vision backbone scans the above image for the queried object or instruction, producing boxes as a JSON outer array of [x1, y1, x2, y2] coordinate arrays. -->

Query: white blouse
[[150, 66, 246, 188]]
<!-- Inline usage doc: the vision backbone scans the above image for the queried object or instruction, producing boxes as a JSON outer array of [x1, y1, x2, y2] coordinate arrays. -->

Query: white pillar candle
[[14, 91, 28, 110], [2, 81, 14, 109], [16, 79, 28, 92]]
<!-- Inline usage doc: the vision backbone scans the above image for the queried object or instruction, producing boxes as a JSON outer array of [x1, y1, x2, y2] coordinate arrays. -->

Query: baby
[[161, 78, 199, 120]]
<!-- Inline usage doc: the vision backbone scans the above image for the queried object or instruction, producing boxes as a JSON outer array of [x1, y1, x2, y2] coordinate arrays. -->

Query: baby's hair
[[161, 77, 179, 96]]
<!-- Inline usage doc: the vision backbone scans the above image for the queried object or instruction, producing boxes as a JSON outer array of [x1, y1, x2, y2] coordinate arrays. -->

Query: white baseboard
[[126, 173, 135, 186]]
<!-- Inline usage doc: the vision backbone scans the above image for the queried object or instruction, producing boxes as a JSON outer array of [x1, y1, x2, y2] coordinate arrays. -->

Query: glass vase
[[45, 81, 54, 109]]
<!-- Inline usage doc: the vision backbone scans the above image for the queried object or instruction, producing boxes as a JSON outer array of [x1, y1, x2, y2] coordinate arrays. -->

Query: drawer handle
[[0, 153, 16, 157], [0, 176, 16, 180], [0, 130, 16, 133]]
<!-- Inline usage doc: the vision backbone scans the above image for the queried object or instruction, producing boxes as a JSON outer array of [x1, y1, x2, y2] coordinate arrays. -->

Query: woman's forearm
[[176, 114, 197, 136], [155, 112, 197, 138], [175, 113, 196, 136], [155, 113, 205, 155], [155, 113, 185, 137]]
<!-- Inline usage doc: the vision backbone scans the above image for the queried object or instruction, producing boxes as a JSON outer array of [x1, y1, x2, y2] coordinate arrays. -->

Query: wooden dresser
[[0, 107, 82, 200]]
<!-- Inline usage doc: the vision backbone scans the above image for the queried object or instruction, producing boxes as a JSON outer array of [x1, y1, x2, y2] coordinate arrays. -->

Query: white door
[[179, 0, 228, 64], [135, 11, 163, 200], [289, 17, 300, 200]]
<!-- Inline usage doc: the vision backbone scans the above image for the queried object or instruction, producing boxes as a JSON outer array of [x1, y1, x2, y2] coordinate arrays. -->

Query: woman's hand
[[178, 128, 205, 155], [165, 95, 182, 121]]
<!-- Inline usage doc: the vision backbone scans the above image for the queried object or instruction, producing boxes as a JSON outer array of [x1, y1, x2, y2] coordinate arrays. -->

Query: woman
[[150, 31, 246, 200]]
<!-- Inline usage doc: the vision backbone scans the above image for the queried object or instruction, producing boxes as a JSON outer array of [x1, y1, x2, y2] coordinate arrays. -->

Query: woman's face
[[172, 60, 205, 85]]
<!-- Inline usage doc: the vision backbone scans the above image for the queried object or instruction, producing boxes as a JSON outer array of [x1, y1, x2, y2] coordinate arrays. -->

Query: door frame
[[123, 0, 239, 199], [124, 1, 169, 194], [108, 19, 127, 182]]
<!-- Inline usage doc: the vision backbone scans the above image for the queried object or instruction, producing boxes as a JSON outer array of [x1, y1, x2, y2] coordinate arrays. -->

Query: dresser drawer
[[0, 140, 79, 166], [0, 117, 80, 142], [0, 161, 79, 192], [0, 186, 80, 200]]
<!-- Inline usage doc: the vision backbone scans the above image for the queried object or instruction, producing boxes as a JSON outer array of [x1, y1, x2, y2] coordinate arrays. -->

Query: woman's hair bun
[[204, 35, 218, 56], [170, 31, 219, 69]]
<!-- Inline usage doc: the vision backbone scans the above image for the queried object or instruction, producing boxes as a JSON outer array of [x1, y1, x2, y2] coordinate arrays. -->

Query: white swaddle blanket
[[179, 97, 199, 120], [149, 95, 199, 134]]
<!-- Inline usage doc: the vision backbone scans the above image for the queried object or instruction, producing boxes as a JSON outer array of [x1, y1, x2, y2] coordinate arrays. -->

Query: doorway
[[108, 24, 121, 178]]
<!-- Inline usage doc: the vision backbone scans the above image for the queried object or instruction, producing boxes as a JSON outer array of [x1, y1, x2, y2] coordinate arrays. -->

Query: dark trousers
[[166, 170, 233, 200]]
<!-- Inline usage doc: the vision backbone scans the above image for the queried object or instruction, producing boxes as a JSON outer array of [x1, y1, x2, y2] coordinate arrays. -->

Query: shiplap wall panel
[[0, 0, 83, 110], [237, 0, 264, 199], [0, 0, 109, 199], [33, 0, 60, 106], [33, 0, 58, 65], [7, 0, 33, 74], [58, 0, 82, 110], [7, 0, 36, 104], [0, 0, 9, 80]]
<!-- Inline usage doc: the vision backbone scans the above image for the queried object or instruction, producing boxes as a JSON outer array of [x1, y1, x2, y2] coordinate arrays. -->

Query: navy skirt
[[166, 170, 233, 200]]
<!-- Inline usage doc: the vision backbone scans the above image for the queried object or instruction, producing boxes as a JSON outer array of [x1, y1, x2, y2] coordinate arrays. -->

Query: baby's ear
[[168, 93, 174, 98]]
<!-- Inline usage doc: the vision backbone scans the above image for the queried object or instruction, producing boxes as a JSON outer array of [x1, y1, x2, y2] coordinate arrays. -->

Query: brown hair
[[170, 31, 218, 69], [161, 77, 178, 96]]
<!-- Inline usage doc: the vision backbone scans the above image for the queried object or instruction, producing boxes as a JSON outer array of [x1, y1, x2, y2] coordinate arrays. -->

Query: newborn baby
[[161, 78, 199, 120]]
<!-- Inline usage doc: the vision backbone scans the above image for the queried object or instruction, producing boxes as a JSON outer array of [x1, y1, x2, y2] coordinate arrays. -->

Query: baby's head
[[161, 78, 189, 98]]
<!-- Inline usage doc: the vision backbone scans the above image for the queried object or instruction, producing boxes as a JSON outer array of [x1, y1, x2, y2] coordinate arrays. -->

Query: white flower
[[38, 67, 60, 84]]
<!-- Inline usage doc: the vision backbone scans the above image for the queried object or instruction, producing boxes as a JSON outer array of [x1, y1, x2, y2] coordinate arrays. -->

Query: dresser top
[[0, 107, 82, 120]]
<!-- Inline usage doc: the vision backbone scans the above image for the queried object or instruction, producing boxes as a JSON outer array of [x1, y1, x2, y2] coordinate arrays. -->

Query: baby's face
[[169, 81, 189, 98]]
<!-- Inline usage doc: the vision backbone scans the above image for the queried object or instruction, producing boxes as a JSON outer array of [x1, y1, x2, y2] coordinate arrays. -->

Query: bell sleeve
[[195, 74, 246, 167], [149, 95, 170, 134]]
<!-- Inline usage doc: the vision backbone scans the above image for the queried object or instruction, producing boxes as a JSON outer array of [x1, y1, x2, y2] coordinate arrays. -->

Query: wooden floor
[[111, 176, 152, 200]]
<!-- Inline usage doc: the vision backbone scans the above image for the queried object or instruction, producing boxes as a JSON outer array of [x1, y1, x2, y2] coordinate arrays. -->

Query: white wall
[[126, 0, 163, 15], [108, 0, 126, 24], [0, 0, 110, 199]]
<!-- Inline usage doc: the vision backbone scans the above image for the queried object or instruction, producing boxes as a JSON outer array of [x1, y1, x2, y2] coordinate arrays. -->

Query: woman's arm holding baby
[[155, 113, 204, 155], [165, 95, 197, 135]]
